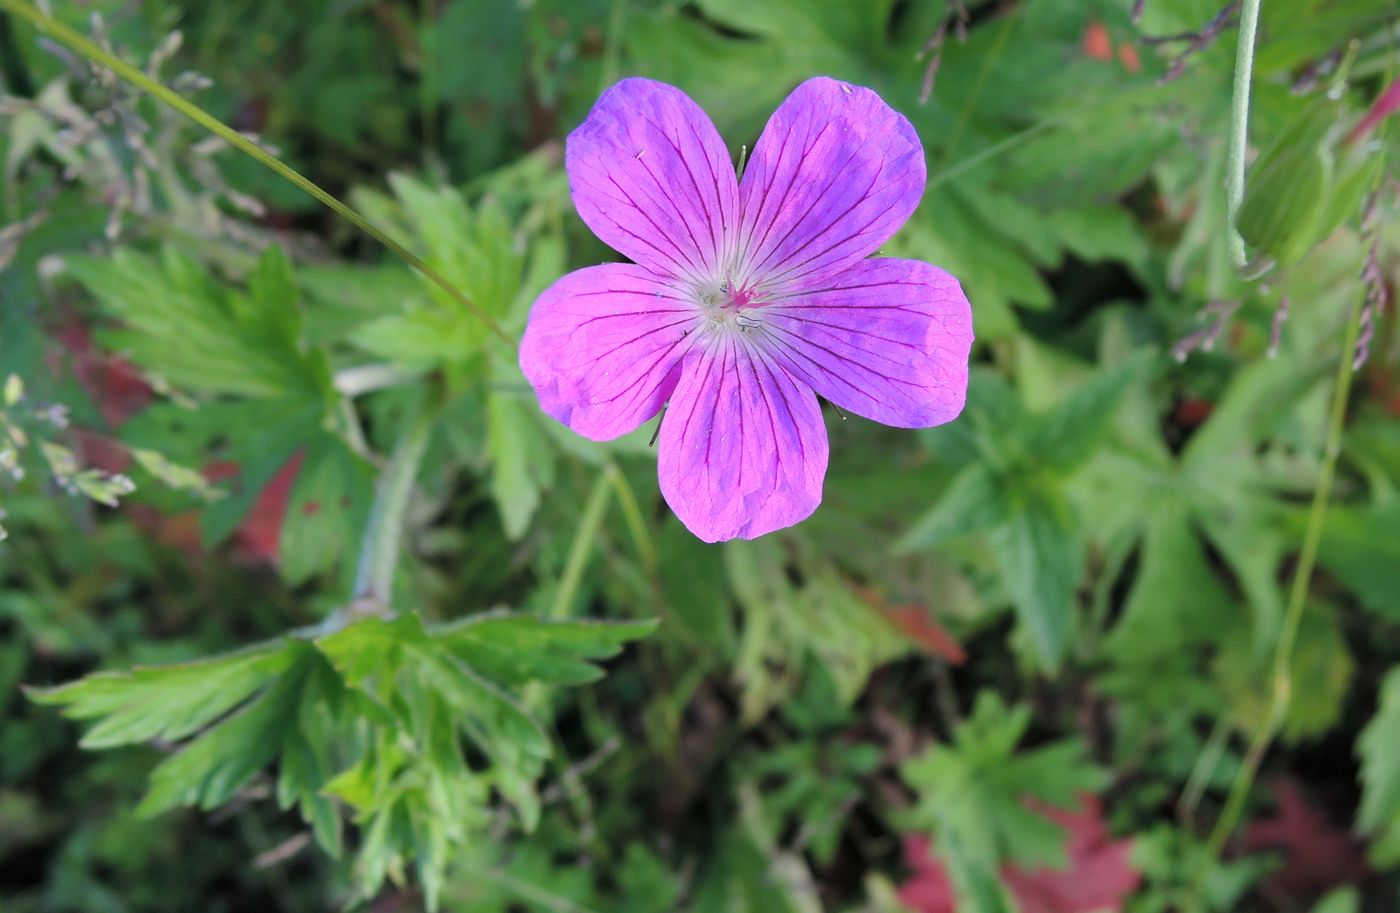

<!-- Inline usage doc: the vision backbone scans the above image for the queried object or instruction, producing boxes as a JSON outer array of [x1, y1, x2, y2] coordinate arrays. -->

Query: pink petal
[[519, 264, 698, 441], [657, 342, 828, 542], [759, 258, 972, 428], [737, 77, 925, 286], [567, 78, 741, 282]]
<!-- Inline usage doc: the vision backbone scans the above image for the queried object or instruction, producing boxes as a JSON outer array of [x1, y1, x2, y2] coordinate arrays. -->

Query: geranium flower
[[520, 76, 973, 542]]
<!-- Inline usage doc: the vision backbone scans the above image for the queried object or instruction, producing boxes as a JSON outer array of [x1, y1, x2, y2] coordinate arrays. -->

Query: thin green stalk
[[351, 398, 439, 609], [1225, 0, 1263, 268], [0, 0, 511, 346], [1197, 286, 1365, 874], [606, 461, 658, 583], [549, 466, 616, 621], [941, 5, 1019, 162], [927, 120, 1054, 193]]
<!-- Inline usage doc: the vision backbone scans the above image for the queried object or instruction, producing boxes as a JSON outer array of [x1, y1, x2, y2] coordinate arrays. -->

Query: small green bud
[[1236, 102, 1334, 268], [1237, 143, 1330, 268]]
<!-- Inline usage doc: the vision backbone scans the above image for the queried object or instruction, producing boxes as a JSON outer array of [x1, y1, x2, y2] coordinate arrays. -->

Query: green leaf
[[28, 641, 295, 749], [277, 657, 347, 855], [1023, 350, 1156, 474], [1316, 501, 1400, 618], [486, 389, 555, 540], [197, 406, 312, 548], [1108, 503, 1237, 664], [1216, 604, 1353, 742], [1182, 353, 1329, 468], [1310, 888, 1360, 913], [433, 612, 657, 687], [137, 645, 317, 815], [898, 464, 1009, 551], [314, 613, 426, 691], [1357, 666, 1400, 865], [902, 692, 1107, 901], [988, 486, 1081, 669], [67, 246, 331, 402], [279, 433, 374, 584], [1043, 205, 1150, 266], [347, 175, 524, 362], [726, 539, 909, 721]]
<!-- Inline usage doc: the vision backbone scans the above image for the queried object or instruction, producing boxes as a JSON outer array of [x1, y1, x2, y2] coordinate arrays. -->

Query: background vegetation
[[1, 1, 1399, 911]]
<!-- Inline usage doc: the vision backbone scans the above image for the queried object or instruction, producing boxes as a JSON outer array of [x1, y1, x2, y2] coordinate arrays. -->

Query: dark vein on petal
[[603, 174, 705, 276], [744, 340, 784, 505], [771, 314, 926, 352], [766, 351, 809, 473], [741, 118, 796, 259], [745, 119, 832, 275], [635, 141, 713, 273], [640, 113, 723, 267], [755, 165, 883, 282], [684, 113, 733, 256], [560, 316, 695, 372], [765, 320, 924, 388], [747, 141, 871, 278]]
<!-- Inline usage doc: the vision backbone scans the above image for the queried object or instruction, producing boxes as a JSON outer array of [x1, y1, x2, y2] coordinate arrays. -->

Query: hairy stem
[[1225, 0, 1263, 268], [0, 0, 511, 346], [350, 398, 439, 611]]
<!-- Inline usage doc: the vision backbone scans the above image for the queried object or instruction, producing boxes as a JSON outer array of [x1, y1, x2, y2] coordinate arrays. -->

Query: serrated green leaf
[[137, 646, 315, 816], [68, 247, 330, 402], [29, 641, 294, 749], [434, 612, 657, 687], [1357, 666, 1400, 865], [314, 613, 427, 690], [903, 692, 1106, 882], [412, 646, 551, 762], [988, 486, 1080, 669]]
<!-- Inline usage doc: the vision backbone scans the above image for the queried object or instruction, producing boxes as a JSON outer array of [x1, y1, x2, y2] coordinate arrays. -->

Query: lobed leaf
[[29, 640, 295, 749]]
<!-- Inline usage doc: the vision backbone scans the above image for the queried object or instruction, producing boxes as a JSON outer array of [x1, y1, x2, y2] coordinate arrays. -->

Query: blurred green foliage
[[1, 0, 1399, 911]]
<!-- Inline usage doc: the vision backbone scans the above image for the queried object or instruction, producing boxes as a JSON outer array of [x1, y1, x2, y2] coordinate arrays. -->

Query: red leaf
[[53, 320, 151, 428], [857, 587, 967, 664], [1240, 778, 1369, 903], [899, 795, 1140, 913], [233, 453, 304, 562]]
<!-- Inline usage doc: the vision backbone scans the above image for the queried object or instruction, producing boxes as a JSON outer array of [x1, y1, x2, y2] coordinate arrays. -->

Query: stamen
[[648, 409, 664, 447]]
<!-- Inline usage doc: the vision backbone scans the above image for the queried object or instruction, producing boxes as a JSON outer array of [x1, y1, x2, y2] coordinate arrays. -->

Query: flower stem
[[350, 397, 439, 612], [549, 465, 617, 621], [1196, 283, 1364, 878], [0, 0, 511, 346], [1225, 0, 1263, 269]]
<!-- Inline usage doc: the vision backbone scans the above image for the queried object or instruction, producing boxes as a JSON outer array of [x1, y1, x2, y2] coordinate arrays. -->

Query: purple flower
[[520, 77, 973, 543]]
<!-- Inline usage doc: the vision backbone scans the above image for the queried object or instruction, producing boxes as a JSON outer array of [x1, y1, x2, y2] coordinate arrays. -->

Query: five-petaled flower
[[520, 76, 973, 542]]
